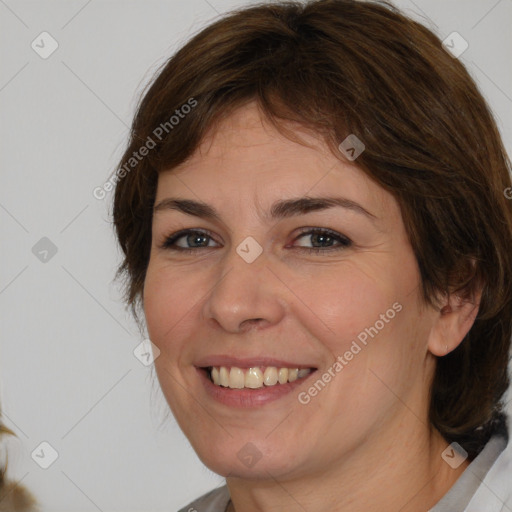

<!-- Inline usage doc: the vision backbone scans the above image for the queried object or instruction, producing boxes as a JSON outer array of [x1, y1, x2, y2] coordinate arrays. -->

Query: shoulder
[[177, 485, 230, 512]]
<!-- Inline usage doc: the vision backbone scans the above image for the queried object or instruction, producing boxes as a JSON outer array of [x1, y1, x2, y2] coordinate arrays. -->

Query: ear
[[427, 288, 481, 357]]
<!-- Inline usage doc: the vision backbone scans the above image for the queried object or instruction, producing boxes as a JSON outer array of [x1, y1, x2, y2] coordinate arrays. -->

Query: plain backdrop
[[0, 0, 511, 510]]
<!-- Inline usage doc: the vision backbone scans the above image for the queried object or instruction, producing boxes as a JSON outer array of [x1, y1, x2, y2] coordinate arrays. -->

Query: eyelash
[[159, 228, 352, 254]]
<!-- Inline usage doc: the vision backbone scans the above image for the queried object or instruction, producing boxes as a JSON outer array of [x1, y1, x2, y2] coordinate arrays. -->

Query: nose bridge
[[203, 240, 285, 332]]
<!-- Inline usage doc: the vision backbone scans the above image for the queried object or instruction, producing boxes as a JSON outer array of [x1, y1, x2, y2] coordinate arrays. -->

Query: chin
[[192, 437, 309, 480]]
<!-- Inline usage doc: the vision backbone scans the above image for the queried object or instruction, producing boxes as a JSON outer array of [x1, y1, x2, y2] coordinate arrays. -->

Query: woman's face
[[143, 101, 440, 479]]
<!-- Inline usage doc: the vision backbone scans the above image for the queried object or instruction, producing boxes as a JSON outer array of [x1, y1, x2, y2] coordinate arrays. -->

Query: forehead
[[173, 102, 332, 176], [156, 101, 395, 222]]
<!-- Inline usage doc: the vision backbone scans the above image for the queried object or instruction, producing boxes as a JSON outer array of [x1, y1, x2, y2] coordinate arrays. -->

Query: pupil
[[313, 233, 332, 247], [189, 234, 208, 247]]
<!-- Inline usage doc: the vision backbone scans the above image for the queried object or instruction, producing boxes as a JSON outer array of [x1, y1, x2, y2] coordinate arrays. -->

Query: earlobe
[[427, 291, 481, 357]]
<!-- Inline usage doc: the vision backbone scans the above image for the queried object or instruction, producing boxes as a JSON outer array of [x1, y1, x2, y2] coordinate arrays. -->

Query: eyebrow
[[153, 196, 377, 223]]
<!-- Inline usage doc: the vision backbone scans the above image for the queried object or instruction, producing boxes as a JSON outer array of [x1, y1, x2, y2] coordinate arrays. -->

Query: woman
[[112, 0, 512, 510]]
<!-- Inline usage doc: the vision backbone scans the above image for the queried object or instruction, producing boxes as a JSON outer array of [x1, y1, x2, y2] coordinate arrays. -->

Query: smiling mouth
[[203, 366, 316, 389]]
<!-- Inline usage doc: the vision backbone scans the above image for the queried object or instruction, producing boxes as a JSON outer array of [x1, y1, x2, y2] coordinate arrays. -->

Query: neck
[[226, 425, 469, 512]]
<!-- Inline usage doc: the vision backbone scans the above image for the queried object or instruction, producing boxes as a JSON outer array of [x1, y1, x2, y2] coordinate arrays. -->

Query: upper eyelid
[[159, 228, 219, 249], [160, 227, 351, 248]]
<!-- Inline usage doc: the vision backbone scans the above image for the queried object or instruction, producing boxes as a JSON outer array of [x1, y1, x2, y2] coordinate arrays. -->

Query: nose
[[202, 243, 286, 334]]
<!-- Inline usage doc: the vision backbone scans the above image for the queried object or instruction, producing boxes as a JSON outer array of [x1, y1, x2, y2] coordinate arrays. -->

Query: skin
[[143, 100, 480, 512]]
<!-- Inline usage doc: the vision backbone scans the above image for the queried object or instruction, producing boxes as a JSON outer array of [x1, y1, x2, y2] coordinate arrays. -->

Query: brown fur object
[[0, 423, 39, 511]]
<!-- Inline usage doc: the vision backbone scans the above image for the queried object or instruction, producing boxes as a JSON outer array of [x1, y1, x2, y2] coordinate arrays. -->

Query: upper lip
[[194, 355, 317, 369]]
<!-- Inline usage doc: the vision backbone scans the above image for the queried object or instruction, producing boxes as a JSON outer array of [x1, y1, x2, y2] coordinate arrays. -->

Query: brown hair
[[112, 0, 512, 458], [0, 417, 39, 511]]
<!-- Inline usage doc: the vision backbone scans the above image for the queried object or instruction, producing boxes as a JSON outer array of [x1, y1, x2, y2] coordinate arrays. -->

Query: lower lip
[[196, 368, 316, 408]]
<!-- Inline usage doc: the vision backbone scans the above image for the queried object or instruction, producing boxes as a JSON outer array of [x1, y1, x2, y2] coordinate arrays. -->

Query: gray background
[[0, 0, 511, 510]]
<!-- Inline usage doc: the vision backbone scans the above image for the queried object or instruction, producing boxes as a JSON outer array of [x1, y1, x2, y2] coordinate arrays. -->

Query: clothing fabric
[[177, 485, 230, 512], [429, 431, 509, 512], [177, 420, 511, 512]]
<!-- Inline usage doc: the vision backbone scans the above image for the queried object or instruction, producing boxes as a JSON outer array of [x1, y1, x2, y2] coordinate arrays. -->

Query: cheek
[[142, 263, 198, 357], [290, 263, 400, 352], [294, 258, 424, 404]]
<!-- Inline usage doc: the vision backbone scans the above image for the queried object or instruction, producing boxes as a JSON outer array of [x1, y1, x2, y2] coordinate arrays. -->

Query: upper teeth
[[209, 366, 312, 389]]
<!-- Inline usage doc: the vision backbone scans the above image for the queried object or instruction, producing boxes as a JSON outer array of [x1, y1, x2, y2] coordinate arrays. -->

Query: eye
[[160, 229, 218, 252], [159, 227, 352, 254], [291, 228, 352, 253]]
